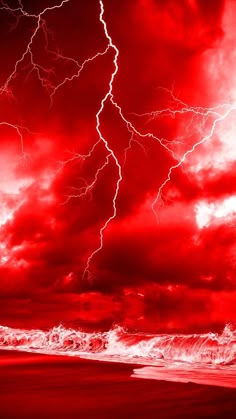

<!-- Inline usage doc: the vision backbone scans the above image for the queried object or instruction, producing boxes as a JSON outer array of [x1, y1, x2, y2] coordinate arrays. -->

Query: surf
[[0, 323, 236, 365]]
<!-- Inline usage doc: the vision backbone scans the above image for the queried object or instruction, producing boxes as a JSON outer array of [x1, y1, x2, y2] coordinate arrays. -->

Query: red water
[[1, 323, 236, 395]]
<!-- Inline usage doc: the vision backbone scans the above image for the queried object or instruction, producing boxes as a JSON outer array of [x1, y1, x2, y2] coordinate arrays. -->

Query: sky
[[0, 0, 236, 332]]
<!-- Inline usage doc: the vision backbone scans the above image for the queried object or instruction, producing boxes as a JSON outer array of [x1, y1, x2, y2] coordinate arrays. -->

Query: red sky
[[0, 0, 236, 332]]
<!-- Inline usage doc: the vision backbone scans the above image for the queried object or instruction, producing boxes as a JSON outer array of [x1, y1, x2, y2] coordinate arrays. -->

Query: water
[[0, 323, 236, 389]]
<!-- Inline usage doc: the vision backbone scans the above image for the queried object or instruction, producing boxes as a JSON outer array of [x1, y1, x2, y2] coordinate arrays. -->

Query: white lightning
[[82, 0, 122, 280]]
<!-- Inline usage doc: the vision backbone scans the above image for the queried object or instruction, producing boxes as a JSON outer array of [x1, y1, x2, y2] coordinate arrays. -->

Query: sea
[[1, 323, 236, 418]]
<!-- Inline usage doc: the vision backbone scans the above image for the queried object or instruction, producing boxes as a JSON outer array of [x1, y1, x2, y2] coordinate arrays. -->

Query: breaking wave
[[0, 324, 236, 366]]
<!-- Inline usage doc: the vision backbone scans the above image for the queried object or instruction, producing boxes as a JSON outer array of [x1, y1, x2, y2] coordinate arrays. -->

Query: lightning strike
[[0, 0, 71, 96], [62, 154, 111, 205], [82, 0, 122, 280], [151, 104, 236, 217], [0, 121, 27, 154]]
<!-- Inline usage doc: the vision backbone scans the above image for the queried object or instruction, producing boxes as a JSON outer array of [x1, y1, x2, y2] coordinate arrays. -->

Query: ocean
[[1, 324, 236, 418]]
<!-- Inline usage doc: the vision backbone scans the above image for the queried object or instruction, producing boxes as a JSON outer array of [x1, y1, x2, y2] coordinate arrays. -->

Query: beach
[[1, 350, 236, 419]]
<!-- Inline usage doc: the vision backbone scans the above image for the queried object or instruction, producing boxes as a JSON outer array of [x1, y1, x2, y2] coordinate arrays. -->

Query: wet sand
[[1, 350, 236, 418]]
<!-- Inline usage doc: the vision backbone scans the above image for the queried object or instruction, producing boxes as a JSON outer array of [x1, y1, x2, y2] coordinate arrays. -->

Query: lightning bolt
[[82, 0, 122, 280], [0, 0, 71, 95], [0, 121, 32, 155], [133, 89, 236, 217], [152, 104, 236, 216], [61, 154, 111, 205], [80, 2, 185, 279], [0, 0, 71, 156]]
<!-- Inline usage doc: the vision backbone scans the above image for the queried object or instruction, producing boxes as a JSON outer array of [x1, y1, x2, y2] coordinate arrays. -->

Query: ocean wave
[[0, 324, 236, 365]]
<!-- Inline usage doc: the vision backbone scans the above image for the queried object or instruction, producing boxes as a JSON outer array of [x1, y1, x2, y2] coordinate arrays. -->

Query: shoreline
[[1, 349, 236, 418]]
